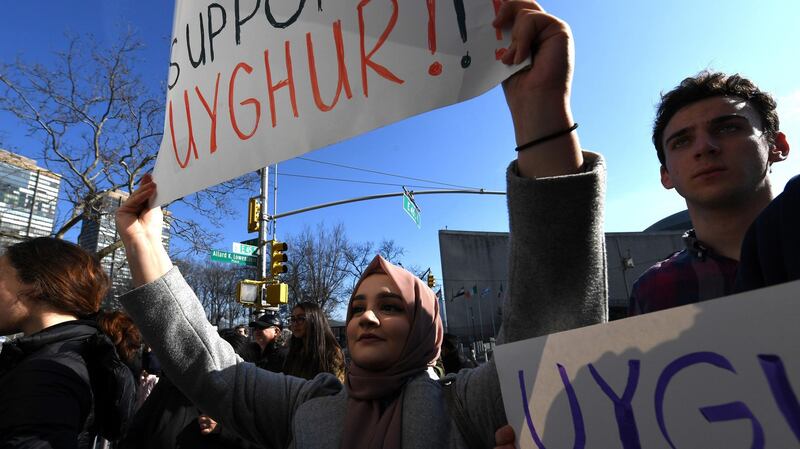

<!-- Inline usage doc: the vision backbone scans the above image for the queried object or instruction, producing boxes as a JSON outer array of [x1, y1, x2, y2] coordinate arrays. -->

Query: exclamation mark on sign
[[453, 0, 471, 68], [427, 0, 442, 76], [491, 0, 506, 60]]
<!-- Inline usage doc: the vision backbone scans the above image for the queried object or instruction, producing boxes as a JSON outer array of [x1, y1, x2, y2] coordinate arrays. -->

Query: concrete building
[[438, 230, 508, 359], [439, 219, 690, 344], [0, 149, 61, 248], [78, 189, 171, 309]]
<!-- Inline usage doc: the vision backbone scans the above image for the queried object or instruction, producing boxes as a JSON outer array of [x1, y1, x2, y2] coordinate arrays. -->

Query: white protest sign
[[152, 0, 518, 205], [495, 280, 800, 448]]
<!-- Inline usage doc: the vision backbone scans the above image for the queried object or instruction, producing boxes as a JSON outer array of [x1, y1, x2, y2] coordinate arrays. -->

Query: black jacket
[[118, 375, 261, 449], [243, 341, 287, 373], [0, 320, 136, 449], [736, 174, 800, 291]]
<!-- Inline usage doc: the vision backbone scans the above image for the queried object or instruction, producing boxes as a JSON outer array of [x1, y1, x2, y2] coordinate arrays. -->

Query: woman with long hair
[[114, 2, 607, 446], [283, 302, 345, 381], [0, 237, 136, 447]]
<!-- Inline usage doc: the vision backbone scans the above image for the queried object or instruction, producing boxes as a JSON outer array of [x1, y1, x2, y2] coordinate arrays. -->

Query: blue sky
[[2, 1, 799, 294]]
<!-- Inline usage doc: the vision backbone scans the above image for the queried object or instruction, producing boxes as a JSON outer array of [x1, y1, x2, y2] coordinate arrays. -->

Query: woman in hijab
[[113, 1, 607, 447]]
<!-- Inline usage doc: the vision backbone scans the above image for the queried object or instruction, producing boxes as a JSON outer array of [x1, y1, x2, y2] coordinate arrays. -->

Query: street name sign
[[232, 242, 258, 256], [210, 249, 257, 267], [241, 238, 260, 247], [403, 193, 421, 228]]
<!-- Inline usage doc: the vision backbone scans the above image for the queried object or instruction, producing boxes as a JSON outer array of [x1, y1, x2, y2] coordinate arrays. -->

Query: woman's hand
[[494, 424, 517, 449], [115, 174, 173, 286], [494, 0, 582, 178], [198, 414, 220, 435]]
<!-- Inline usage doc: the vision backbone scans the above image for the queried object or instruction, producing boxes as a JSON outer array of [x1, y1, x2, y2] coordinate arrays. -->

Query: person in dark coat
[[440, 333, 478, 375], [736, 174, 800, 291], [0, 237, 136, 448], [246, 312, 287, 373], [118, 329, 261, 449]]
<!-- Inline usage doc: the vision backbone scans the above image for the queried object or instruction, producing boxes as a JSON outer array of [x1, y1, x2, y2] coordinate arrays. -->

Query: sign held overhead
[[151, 0, 520, 205]]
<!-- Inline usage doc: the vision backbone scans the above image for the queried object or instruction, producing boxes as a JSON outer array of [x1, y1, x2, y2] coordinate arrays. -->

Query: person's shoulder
[[785, 174, 800, 191], [297, 372, 345, 401], [0, 354, 91, 410], [634, 249, 690, 285]]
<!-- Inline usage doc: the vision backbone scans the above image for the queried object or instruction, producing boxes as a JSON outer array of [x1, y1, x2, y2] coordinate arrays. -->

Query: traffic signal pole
[[258, 167, 269, 309]]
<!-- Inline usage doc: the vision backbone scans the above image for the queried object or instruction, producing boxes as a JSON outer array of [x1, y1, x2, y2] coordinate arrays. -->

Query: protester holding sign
[[114, 1, 607, 448], [628, 72, 792, 316]]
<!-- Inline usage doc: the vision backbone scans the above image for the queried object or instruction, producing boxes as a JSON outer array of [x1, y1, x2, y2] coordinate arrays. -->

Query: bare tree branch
[[0, 31, 255, 259]]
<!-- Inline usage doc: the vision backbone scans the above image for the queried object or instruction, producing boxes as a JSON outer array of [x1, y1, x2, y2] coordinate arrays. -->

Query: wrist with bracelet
[[515, 123, 578, 152]]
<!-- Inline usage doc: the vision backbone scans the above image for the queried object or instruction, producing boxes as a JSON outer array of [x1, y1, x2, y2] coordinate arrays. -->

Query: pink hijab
[[341, 255, 444, 449]]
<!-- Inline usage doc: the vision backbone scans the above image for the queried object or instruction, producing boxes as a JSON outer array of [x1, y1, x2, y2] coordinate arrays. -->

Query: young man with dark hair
[[629, 71, 791, 315]]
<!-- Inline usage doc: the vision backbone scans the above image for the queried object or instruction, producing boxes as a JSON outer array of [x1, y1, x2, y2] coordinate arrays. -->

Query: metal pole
[[490, 295, 497, 339], [258, 167, 269, 309], [477, 290, 485, 344], [272, 164, 278, 239], [271, 189, 505, 220], [439, 285, 448, 332]]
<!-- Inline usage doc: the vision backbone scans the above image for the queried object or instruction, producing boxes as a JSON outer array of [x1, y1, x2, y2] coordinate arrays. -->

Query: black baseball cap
[[249, 313, 282, 329]]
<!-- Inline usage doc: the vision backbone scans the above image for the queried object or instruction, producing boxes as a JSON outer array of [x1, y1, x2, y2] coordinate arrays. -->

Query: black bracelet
[[515, 123, 579, 152]]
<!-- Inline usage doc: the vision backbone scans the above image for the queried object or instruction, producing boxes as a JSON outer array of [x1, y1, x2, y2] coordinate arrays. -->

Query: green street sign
[[232, 242, 258, 255], [402, 193, 421, 228], [240, 238, 260, 247], [210, 249, 258, 267]]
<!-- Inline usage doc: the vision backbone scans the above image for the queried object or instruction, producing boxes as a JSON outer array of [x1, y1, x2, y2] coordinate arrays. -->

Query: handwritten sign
[[151, 0, 518, 205], [495, 280, 800, 448]]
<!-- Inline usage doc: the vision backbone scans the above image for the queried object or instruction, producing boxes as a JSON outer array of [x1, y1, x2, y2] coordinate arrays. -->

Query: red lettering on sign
[[168, 91, 199, 169], [265, 41, 299, 128], [228, 62, 261, 140], [357, 0, 404, 97], [306, 20, 353, 112], [195, 72, 221, 153]]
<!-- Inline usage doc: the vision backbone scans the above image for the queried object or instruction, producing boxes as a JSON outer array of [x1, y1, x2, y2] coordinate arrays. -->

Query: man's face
[[660, 96, 788, 210], [252, 325, 279, 349]]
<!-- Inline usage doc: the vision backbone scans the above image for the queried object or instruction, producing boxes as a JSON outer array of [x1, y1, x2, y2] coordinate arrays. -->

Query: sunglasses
[[288, 315, 307, 324]]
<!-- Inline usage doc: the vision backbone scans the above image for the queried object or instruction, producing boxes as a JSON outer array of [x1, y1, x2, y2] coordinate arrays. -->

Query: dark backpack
[[60, 332, 137, 443]]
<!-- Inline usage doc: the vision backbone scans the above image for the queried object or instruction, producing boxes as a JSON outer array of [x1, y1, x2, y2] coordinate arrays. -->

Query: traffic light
[[270, 240, 288, 276], [427, 273, 435, 288], [247, 197, 261, 233], [236, 280, 262, 306], [265, 282, 288, 305]]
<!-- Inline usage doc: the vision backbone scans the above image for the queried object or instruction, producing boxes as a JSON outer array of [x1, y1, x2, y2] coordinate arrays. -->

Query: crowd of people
[[1, 0, 798, 448]]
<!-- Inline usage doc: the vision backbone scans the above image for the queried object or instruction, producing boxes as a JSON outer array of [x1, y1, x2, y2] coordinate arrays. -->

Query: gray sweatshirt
[[121, 153, 607, 449]]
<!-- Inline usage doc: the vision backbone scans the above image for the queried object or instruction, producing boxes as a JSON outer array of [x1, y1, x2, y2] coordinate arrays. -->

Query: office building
[[78, 189, 171, 308], [0, 149, 61, 248]]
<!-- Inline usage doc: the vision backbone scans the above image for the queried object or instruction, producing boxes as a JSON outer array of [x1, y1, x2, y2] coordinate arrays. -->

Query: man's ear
[[768, 131, 790, 163], [660, 165, 674, 189]]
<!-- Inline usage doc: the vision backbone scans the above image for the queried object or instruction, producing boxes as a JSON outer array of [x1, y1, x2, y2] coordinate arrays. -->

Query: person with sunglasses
[[283, 302, 345, 382]]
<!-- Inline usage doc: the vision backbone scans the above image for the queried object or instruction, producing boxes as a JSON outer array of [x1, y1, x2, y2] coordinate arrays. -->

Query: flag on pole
[[480, 287, 491, 297], [497, 283, 504, 299], [452, 287, 466, 301]]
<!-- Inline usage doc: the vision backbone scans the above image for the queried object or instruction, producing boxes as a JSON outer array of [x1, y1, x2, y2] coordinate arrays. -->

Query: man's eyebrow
[[709, 114, 748, 125], [664, 127, 689, 147], [665, 114, 748, 147], [352, 295, 365, 302]]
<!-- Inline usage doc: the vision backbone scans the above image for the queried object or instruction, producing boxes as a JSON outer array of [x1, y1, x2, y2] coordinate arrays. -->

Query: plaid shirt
[[628, 229, 739, 316]]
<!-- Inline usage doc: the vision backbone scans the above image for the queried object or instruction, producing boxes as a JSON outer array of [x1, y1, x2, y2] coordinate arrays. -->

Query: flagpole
[[490, 295, 497, 339], [476, 287, 485, 349], [438, 289, 448, 332]]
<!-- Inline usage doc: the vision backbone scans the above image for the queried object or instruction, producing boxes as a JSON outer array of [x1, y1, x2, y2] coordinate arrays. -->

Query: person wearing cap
[[246, 312, 287, 373]]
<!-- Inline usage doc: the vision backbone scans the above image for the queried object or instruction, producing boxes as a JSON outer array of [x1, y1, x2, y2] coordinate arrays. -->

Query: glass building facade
[[0, 149, 61, 248], [78, 189, 171, 309]]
